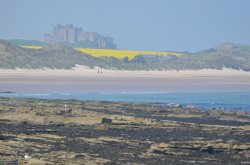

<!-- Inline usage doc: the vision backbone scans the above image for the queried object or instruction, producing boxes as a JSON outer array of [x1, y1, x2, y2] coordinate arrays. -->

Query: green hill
[[0, 40, 121, 69], [0, 40, 250, 71], [168, 42, 250, 71]]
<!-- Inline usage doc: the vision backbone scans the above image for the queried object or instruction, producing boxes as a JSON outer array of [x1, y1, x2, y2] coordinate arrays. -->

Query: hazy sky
[[0, 0, 249, 52]]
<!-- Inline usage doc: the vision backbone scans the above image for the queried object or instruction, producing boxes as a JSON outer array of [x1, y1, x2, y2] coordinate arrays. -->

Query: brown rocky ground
[[0, 97, 250, 164]]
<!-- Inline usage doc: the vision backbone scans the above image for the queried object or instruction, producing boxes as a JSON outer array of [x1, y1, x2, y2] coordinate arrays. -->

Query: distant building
[[44, 24, 116, 49]]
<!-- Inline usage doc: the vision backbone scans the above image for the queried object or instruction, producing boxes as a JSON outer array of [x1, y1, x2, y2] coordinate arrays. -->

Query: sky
[[0, 0, 250, 52]]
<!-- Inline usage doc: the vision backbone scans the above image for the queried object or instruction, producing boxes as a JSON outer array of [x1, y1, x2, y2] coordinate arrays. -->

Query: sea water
[[1, 92, 250, 112]]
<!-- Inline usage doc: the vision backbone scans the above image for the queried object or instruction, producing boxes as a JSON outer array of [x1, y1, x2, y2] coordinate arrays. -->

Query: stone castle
[[44, 24, 116, 49]]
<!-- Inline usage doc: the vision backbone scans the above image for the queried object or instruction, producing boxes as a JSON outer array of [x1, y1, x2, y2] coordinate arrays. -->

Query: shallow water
[[1, 92, 250, 111], [1, 74, 250, 111]]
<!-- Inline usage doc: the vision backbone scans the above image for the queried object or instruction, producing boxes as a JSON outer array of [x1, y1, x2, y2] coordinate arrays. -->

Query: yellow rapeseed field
[[19, 46, 184, 60], [20, 46, 43, 49], [75, 48, 183, 60]]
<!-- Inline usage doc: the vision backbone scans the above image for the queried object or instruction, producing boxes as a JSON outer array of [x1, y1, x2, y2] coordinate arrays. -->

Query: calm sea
[[1, 92, 250, 112]]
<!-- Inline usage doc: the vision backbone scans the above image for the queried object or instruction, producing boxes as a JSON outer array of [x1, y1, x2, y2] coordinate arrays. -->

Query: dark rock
[[101, 118, 112, 124]]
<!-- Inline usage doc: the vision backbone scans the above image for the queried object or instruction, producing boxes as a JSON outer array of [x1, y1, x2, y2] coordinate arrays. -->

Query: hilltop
[[0, 40, 122, 69], [0, 40, 250, 71], [160, 42, 250, 71]]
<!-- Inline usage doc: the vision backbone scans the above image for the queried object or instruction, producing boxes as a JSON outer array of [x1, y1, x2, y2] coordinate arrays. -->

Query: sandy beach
[[1, 66, 250, 93], [0, 65, 249, 77]]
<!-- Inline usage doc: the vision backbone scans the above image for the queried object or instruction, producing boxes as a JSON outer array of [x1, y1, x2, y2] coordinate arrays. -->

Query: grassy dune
[[3, 42, 248, 71]]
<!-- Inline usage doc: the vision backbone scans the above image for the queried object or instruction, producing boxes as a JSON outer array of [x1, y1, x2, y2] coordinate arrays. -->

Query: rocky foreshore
[[0, 97, 250, 164]]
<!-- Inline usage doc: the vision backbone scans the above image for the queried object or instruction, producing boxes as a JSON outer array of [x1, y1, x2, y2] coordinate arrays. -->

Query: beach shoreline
[[1, 66, 250, 93], [0, 66, 249, 77]]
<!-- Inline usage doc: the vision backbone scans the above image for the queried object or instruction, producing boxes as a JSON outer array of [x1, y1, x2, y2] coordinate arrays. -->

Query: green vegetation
[[8, 39, 48, 46], [171, 42, 250, 71], [0, 40, 118, 69], [0, 40, 250, 71], [8, 39, 115, 49]]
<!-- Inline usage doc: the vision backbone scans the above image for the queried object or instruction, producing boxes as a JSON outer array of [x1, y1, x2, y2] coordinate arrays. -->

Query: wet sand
[[0, 68, 250, 93]]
